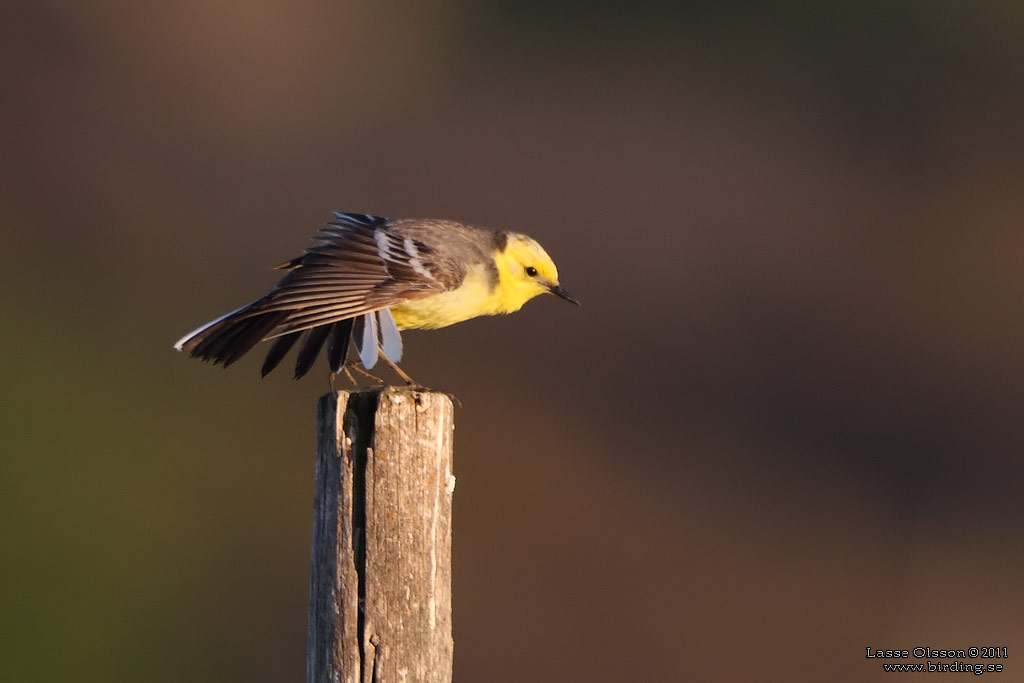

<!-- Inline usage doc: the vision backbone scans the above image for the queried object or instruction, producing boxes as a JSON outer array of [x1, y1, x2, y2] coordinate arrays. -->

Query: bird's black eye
[[525, 266, 538, 277]]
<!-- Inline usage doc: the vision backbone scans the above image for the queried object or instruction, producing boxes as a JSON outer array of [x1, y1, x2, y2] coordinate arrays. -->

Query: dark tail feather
[[219, 314, 286, 367], [178, 306, 286, 368], [294, 325, 332, 379], [261, 332, 301, 377], [327, 319, 354, 373]]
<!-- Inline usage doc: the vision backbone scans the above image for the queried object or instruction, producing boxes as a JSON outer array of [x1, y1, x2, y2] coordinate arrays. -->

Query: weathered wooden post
[[307, 387, 455, 683]]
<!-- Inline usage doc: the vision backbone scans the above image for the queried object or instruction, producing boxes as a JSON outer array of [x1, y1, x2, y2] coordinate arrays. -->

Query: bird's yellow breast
[[390, 254, 542, 330]]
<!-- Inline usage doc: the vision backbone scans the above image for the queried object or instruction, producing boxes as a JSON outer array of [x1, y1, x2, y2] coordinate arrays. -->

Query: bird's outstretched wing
[[174, 212, 456, 377]]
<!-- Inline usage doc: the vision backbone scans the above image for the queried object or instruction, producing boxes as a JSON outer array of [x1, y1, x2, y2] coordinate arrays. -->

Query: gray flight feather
[[358, 312, 379, 369], [377, 308, 403, 363]]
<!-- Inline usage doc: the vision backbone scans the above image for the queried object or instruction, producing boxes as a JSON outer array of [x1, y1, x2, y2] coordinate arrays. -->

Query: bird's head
[[493, 233, 580, 312]]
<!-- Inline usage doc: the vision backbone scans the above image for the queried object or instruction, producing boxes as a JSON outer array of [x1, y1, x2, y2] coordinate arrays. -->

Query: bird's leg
[[329, 367, 360, 392], [347, 361, 385, 385], [376, 349, 460, 406], [378, 350, 418, 386]]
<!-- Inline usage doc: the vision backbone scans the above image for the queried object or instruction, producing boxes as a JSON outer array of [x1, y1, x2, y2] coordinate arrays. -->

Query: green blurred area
[[2, 2, 1023, 681]]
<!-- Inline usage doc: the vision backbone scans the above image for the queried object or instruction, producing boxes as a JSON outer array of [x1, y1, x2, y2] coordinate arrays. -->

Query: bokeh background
[[3, 2, 1023, 681]]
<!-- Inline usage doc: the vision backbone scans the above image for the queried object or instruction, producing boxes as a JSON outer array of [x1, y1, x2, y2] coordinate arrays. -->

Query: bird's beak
[[549, 284, 581, 306]]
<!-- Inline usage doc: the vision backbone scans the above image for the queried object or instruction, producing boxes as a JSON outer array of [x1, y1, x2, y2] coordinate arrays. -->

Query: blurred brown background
[[3, 2, 1023, 681]]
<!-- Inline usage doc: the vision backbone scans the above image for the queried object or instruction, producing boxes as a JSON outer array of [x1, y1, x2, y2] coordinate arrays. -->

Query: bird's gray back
[[389, 219, 505, 290]]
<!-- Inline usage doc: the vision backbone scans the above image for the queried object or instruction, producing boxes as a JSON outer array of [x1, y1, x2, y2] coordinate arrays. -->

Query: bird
[[174, 212, 579, 383]]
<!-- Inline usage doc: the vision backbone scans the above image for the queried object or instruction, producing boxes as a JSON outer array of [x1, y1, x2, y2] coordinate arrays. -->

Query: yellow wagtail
[[174, 212, 579, 382]]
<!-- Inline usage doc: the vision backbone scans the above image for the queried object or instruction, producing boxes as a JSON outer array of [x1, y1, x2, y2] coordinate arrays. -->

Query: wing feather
[[261, 332, 300, 377], [294, 326, 332, 379], [352, 314, 379, 369], [327, 319, 354, 372], [378, 308, 403, 362], [360, 313, 379, 368], [237, 217, 458, 341]]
